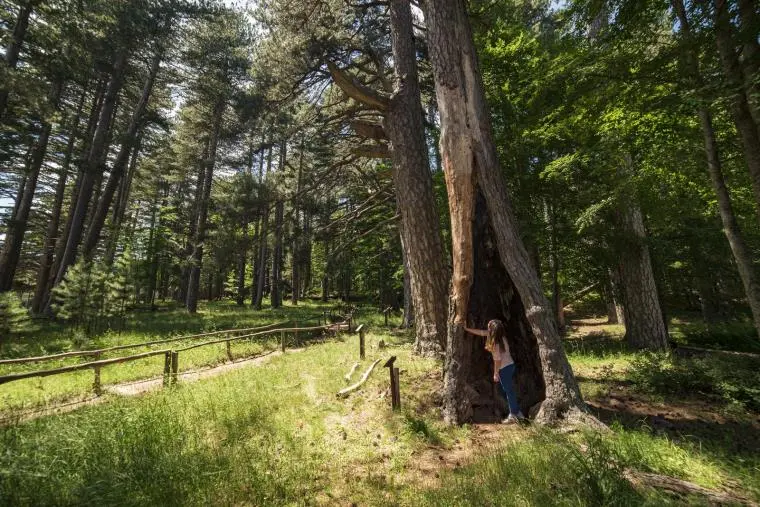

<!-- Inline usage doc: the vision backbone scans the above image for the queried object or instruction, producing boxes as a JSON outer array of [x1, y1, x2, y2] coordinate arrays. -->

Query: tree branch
[[327, 61, 390, 112]]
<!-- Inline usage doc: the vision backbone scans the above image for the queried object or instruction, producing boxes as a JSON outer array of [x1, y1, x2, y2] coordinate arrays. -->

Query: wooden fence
[[0, 319, 353, 395]]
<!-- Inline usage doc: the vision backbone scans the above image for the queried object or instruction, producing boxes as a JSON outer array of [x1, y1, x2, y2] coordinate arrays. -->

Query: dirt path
[[0, 348, 303, 425]]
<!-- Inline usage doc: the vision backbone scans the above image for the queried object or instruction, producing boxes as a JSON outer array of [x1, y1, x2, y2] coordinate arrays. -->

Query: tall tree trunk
[[615, 196, 669, 349], [31, 85, 88, 312], [605, 268, 625, 325], [0, 0, 34, 120], [236, 222, 248, 305], [385, 0, 449, 356], [302, 208, 312, 297], [82, 48, 162, 258], [0, 77, 65, 291], [271, 199, 284, 308], [253, 204, 269, 309], [675, 0, 760, 336], [104, 132, 141, 265], [291, 138, 303, 305], [186, 100, 224, 313], [713, 0, 760, 219], [321, 238, 330, 302], [424, 0, 586, 425], [51, 48, 128, 292]]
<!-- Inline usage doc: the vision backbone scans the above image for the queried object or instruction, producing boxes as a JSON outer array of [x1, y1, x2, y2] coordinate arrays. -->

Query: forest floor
[[1, 302, 759, 506]]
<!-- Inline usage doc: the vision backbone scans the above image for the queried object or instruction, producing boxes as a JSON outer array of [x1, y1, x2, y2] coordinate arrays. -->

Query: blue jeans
[[498, 363, 522, 416]]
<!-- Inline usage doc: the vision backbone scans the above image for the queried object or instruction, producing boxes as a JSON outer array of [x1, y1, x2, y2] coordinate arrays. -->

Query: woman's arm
[[463, 326, 488, 337]]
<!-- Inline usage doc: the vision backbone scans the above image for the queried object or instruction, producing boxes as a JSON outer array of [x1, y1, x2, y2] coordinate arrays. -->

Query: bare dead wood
[[350, 120, 387, 140], [326, 61, 390, 111], [352, 144, 390, 159], [344, 362, 360, 382], [337, 358, 381, 397], [624, 469, 758, 506]]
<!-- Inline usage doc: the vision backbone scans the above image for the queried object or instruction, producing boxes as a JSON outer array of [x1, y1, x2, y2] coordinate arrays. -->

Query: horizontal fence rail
[[0, 322, 289, 366], [0, 320, 352, 389]]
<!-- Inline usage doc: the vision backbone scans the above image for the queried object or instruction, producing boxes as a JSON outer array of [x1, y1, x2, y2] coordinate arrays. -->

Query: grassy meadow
[[0, 301, 758, 505]]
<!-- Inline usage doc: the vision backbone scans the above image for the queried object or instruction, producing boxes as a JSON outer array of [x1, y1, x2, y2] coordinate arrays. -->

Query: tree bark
[[51, 48, 128, 291], [82, 48, 162, 259], [675, 0, 760, 336], [0, 0, 34, 120], [424, 0, 586, 425], [713, 0, 760, 219], [0, 77, 65, 291], [384, 0, 449, 356], [186, 100, 224, 313], [31, 85, 88, 312], [605, 268, 625, 325], [615, 196, 669, 349], [401, 231, 414, 329]]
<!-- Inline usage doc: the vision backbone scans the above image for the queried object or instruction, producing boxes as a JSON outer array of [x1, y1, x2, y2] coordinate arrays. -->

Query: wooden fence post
[[294, 322, 299, 346], [171, 351, 179, 384], [93, 352, 102, 396], [357, 324, 365, 360], [392, 367, 401, 410], [348, 315, 353, 333], [281, 331, 286, 352], [383, 356, 399, 410], [226, 340, 233, 362], [163, 351, 172, 386]]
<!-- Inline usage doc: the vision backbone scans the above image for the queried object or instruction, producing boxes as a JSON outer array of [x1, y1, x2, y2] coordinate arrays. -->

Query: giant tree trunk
[[51, 48, 128, 290], [0, 0, 34, 120], [424, 0, 586, 425], [676, 0, 760, 336], [0, 77, 64, 290], [713, 0, 760, 219], [186, 100, 224, 313], [615, 198, 669, 349], [384, 0, 449, 356], [271, 200, 284, 308], [82, 48, 162, 258]]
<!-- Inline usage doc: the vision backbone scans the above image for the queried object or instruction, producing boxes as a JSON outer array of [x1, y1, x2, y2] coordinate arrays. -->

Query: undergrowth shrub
[[627, 353, 760, 412]]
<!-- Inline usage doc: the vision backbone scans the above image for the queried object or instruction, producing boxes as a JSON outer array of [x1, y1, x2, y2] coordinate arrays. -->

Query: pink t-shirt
[[491, 337, 514, 369]]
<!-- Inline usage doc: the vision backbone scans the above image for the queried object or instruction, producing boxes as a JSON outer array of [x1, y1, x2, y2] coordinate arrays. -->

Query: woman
[[464, 319, 526, 423]]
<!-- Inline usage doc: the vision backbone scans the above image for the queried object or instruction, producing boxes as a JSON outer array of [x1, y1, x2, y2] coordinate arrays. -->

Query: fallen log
[[337, 359, 381, 397]]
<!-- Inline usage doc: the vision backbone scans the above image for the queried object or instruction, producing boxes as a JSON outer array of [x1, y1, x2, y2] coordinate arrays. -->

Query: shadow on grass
[[564, 331, 630, 358]]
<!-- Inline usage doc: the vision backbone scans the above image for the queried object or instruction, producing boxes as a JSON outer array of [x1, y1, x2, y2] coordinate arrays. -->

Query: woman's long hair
[[485, 319, 506, 353]]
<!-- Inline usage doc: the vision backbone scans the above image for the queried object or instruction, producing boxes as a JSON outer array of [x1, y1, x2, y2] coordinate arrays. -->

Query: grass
[[0, 304, 759, 505], [0, 299, 402, 413]]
